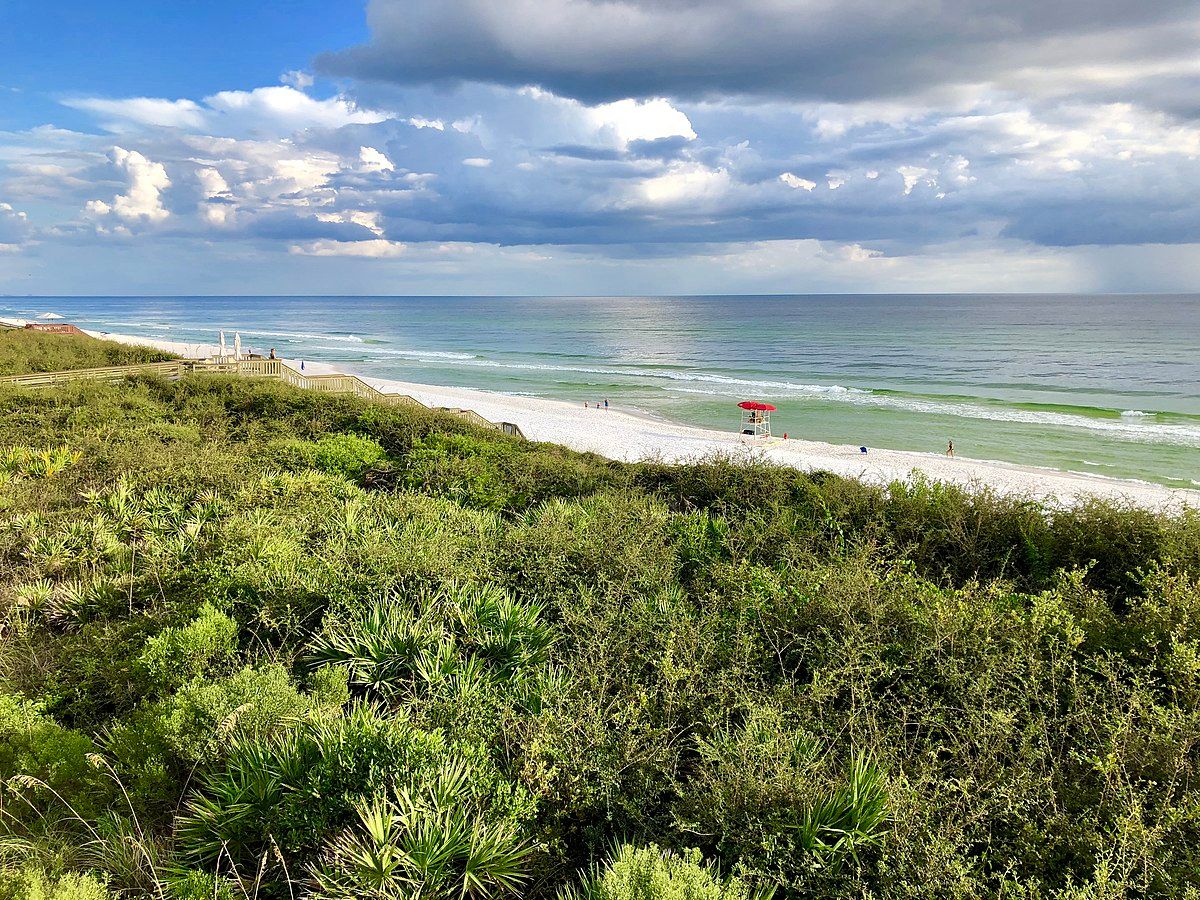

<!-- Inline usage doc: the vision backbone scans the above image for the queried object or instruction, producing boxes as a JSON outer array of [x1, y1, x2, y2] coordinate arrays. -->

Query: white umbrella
[[218, 331, 227, 361], [234, 332, 242, 361]]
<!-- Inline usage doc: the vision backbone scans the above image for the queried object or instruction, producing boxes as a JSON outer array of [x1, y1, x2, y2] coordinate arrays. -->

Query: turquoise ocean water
[[5, 294, 1198, 489]]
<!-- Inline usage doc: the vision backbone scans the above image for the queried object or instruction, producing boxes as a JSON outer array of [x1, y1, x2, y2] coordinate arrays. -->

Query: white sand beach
[[78, 328, 1200, 511]]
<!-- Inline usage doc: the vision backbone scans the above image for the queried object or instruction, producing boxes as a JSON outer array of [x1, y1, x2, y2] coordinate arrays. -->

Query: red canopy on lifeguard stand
[[737, 400, 776, 436]]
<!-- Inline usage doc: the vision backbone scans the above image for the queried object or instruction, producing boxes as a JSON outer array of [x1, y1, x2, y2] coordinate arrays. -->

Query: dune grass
[[0, 330, 1197, 899], [0, 328, 176, 376]]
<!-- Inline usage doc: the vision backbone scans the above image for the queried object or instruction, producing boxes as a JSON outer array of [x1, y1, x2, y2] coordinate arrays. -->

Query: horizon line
[[4, 291, 1199, 300]]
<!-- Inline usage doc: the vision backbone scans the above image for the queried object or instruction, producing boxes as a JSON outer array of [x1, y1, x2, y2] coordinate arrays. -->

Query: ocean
[[5, 294, 1198, 489]]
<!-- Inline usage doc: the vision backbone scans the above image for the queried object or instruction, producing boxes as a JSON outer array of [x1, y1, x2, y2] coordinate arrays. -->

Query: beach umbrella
[[234, 332, 242, 361], [218, 331, 227, 360]]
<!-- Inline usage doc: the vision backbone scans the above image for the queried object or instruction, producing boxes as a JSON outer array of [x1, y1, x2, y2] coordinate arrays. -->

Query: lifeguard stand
[[738, 400, 776, 436]]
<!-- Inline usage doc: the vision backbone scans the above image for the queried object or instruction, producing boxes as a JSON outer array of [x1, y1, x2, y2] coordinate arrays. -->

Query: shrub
[[177, 704, 531, 878], [0, 867, 113, 900], [310, 433, 388, 481], [108, 663, 347, 770], [0, 692, 108, 822], [137, 603, 239, 693], [562, 844, 761, 900], [400, 432, 614, 513], [0, 330, 174, 377], [0, 446, 83, 479], [156, 663, 337, 760], [305, 582, 554, 701], [674, 710, 891, 878], [501, 491, 677, 602], [308, 758, 530, 899], [166, 871, 235, 900]]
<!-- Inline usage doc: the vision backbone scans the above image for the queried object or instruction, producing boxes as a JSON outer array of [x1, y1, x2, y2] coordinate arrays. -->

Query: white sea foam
[[667, 382, 1200, 446], [1067, 471, 1162, 488], [437, 359, 1193, 447], [96, 321, 173, 331], [670, 383, 865, 398], [83, 321, 1200, 448], [239, 329, 367, 344], [865, 397, 1200, 446], [425, 354, 1200, 446], [358, 347, 477, 361], [86, 327, 1200, 511], [450, 358, 873, 395]]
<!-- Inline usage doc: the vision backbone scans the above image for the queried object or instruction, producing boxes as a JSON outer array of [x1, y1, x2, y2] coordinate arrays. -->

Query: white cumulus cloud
[[316, 209, 385, 235], [86, 147, 171, 222], [780, 172, 817, 191], [897, 165, 934, 196], [359, 146, 395, 172], [281, 70, 314, 90], [0, 202, 31, 250], [585, 98, 696, 146], [290, 238, 406, 257], [640, 163, 731, 204], [204, 86, 389, 133], [65, 86, 389, 137], [64, 97, 206, 130]]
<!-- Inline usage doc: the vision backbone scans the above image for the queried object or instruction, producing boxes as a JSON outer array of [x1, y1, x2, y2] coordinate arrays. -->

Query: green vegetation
[[0, 329, 176, 376], [0, 330, 1197, 898]]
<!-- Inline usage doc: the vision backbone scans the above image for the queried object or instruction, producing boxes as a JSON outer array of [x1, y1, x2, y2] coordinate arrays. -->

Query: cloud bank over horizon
[[2, 0, 1199, 294]]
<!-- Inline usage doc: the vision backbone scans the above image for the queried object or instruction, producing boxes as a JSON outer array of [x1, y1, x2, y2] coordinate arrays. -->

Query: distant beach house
[[23, 323, 87, 336]]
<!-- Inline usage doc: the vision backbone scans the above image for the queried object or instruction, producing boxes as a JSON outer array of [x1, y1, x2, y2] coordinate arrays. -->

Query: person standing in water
[[946, 440, 955, 457]]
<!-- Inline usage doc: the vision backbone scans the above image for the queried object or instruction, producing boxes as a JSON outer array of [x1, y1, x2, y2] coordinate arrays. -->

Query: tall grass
[[0, 329, 1196, 899], [0, 330, 176, 376]]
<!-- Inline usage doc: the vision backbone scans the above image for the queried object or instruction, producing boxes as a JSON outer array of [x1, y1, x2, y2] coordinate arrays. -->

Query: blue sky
[[2, 0, 1199, 294]]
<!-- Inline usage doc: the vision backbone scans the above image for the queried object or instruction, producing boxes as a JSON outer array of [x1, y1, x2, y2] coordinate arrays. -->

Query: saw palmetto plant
[[304, 583, 556, 703], [307, 759, 530, 900]]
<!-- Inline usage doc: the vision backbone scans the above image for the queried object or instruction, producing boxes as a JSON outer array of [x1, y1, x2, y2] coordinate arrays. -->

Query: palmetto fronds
[[306, 598, 443, 697], [791, 753, 890, 869], [305, 583, 555, 702], [0, 445, 81, 479], [308, 760, 529, 900]]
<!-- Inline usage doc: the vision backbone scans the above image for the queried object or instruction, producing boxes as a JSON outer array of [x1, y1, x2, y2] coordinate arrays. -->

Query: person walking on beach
[[946, 439, 955, 458], [604, 399, 609, 410]]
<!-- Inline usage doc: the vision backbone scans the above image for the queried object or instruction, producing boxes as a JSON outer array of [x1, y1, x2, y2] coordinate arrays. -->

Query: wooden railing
[[0, 358, 525, 439], [0, 361, 187, 386]]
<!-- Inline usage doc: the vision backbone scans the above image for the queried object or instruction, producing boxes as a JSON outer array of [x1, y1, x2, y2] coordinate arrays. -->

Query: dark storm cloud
[[1002, 201, 1200, 247], [319, 0, 1200, 108]]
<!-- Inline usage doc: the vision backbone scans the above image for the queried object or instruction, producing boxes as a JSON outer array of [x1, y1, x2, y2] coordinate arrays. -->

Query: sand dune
[[86, 329, 1200, 511]]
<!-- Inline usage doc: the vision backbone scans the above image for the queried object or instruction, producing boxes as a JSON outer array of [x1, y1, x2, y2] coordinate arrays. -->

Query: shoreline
[[69, 327, 1200, 511]]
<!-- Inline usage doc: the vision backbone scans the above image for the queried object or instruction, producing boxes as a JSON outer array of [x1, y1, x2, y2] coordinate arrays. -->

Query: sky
[[1, 0, 1199, 295]]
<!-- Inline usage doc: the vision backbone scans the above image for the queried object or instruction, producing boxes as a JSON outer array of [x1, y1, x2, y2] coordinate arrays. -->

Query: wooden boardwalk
[[0, 358, 526, 439]]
